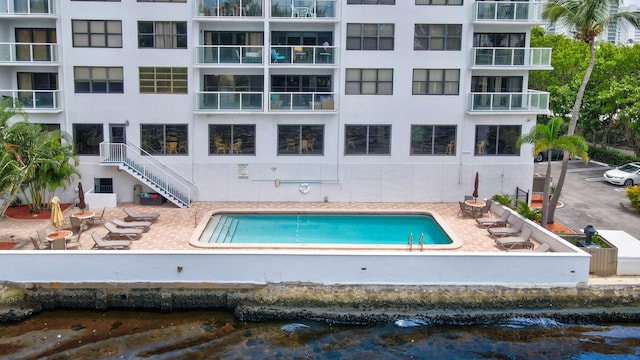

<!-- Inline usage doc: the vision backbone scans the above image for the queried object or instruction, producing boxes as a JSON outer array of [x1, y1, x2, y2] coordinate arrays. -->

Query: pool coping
[[189, 207, 463, 251]]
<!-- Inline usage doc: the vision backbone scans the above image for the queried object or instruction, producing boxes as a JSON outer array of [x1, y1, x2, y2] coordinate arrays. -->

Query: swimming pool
[[190, 210, 462, 250]]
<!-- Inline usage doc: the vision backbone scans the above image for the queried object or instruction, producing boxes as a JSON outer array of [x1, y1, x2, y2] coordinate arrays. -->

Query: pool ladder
[[407, 233, 425, 252]]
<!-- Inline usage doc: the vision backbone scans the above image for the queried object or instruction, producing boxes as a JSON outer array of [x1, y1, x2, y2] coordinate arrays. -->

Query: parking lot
[[534, 160, 640, 239]]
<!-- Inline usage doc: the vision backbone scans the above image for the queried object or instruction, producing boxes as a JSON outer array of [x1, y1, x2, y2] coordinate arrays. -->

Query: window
[[410, 125, 456, 155], [475, 125, 521, 156], [140, 124, 188, 155], [71, 0, 120, 2], [347, 0, 395, 4], [74, 67, 123, 93], [412, 69, 459, 95], [15, 28, 56, 61], [345, 125, 391, 155], [94, 178, 113, 193], [416, 0, 462, 5], [346, 23, 394, 50], [346, 69, 393, 95], [209, 125, 256, 155], [138, 21, 187, 49], [139, 67, 187, 94], [414, 24, 462, 51], [73, 124, 103, 155], [72, 20, 122, 48], [138, 0, 185, 2], [203, 75, 263, 110], [473, 33, 525, 48], [278, 125, 324, 155]]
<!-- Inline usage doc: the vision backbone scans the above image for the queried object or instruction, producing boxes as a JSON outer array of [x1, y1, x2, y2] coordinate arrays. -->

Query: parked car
[[603, 162, 640, 186], [534, 149, 564, 162]]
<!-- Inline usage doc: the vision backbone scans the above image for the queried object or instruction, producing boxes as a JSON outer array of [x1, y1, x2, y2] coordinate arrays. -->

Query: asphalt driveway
[[534, 160, 640, 239]]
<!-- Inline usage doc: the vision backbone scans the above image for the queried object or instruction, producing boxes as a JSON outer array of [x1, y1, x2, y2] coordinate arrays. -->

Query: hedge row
[[588, 146, 640, 167]]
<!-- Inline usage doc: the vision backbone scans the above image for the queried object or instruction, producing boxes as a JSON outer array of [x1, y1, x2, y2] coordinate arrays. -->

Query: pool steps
[[207, 216, 239, 243]]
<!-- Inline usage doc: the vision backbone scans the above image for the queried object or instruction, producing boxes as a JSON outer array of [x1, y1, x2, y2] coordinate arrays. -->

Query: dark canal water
[[1, 310, 639, 359]]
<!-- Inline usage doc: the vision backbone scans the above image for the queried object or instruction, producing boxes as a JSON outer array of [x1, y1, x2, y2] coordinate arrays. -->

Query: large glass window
[[15, 28, 56, 61], [72, 20, 122, 48], [73, 124, 103, 155], [139, 67, 187, 94], [74, 67, 123, 93], [412, 69, 459, 95], [203, 75, 263, 110], [410, 125, 456, 155], [278, 125, 324, 155], [140, 124, 188, 155], [347, 0, 395, 4], [345, 69, 393, 95], [416, 0, 462, 4], [414, 24, 462, 51], [475, 125, 521, 156], [209, 125, 255, 155], [345, 125, 391, 155], [138, 21, 187, 49], [346, 23, 394, 50]]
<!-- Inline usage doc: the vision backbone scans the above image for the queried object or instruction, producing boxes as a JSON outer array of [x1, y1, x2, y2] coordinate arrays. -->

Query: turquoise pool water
[[200, 214, 452, 245]]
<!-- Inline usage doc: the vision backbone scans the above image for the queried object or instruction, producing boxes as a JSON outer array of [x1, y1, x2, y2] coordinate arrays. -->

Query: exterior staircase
[[99, 142, 195, 208]]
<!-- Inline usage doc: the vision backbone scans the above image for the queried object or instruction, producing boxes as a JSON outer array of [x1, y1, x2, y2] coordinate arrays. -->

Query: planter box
[[139, 193, 164, 206], [583, 244, 618, 276]]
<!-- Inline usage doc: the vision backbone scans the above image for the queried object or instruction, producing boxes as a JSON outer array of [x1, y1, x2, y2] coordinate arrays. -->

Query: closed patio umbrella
[[77, 182, 86, 212], [472, 172, 479, 201], [50, 196, 63, 229]]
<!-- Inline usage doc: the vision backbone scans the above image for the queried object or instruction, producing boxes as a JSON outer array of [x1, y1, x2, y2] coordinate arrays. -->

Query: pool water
[[201, 214, 452, 245]]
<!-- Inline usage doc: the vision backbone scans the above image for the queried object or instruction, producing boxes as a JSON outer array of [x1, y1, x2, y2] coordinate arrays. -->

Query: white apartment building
[[0, 0, 551, 207]]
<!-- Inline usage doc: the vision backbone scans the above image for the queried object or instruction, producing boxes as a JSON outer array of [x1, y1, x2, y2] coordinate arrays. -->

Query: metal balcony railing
[[269, 92, 335, 111], [0, 0, 55, 15], [195, 45, 264, 65], [471, 47, 552, 68], [194, 0, 262, 17], [271, 0, 337, 18], [0, 42, 59, 63], [472, 1, 544, 23], [468, 90, 550, 113], [0, 89, 62, 110], [270, 45, 335, 65], [196, 91, 263, 111]]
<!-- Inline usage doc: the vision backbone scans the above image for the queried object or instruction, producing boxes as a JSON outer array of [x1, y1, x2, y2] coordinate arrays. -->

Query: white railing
[[196, 91, 263, 111], [0, 0, 55, 15], [270, 45, 335, 65], [468, 90, 549, 113], [269, 91, 335, 111], [472, 1, 544, 23], [99, 142, 192, 208], [0, 89, 62, 110], [471, 47, 551, 67], [271, 0, 337, 18], [194, 0, 263, 17], [0, 42, 58, 63], [195, 45, 264, 65]]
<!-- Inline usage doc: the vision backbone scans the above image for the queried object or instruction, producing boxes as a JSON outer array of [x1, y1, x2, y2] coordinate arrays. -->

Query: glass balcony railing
[[468, 90, 549, 113], [472, 1, 543, 23], [0, 42, 58, 63], [0, 0, 55, 15], [471, 47, 551, 68], [0, 89, 62, 110], [195, 45, 264, 65], [269, 92, 335, 111], [196, 91, 263, 111], [270, 45, 335, 65], [194, 0, 262, 17], [271, 0, 336, 18]]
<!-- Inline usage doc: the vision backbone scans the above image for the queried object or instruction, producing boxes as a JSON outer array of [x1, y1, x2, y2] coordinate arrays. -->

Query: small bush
[[626, 185, 640, 212], [491, 194, 515, 208]]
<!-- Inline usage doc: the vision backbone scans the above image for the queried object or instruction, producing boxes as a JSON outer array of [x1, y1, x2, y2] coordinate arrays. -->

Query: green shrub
[[515, 200, 542, 222], [626, 185, 640, 212], [491, 194, 515, 208], [588, 146, 640, 166]]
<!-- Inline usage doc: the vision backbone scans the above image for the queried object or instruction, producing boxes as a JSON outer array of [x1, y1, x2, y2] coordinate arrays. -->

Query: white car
[[603, 162, 640, 186]]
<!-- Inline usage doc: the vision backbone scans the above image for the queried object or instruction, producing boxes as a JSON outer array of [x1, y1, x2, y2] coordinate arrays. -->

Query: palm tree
[[518, 117, 589, 228], [543, 0, 640, 223]]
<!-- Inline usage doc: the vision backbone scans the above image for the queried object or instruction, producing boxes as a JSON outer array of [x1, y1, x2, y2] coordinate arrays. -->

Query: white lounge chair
[[495, 227, 534, 250], [123, 207, 160, 222], [508, 242, 551, 253], [488, 218, 524, 238], [91, 232, 131, 250], [112, 219, 152, 232], [104, 222, 143, 240], [476, 210, 510, 228]]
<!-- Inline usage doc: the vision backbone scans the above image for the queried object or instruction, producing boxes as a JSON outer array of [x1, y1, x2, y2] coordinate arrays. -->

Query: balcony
[[196, 91, 263, 112], [270, 92, 335, 111], [0, 89, 62, 112], [471, 47, 551, 69], [0, 0, 55, 15], [195, 45, 264, 65], [271, 0, 337, 19], [270, 45, 335, 65], [0, 42, 58, 64], [472, 1, 544, 24], [194, 0, 262, 18], [467, 90, 549, 114]]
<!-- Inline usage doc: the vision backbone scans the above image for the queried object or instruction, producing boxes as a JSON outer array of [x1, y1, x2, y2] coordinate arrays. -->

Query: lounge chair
[[104, 221, 143, 240], [123, 207, 160, 222], [91, 232, 131, 250], [508, 242, 551, 253], [112, 218, 152, 232], [494, 227, 534, 250], [476, 209, 510, 228], [488, 218, 524, 238]]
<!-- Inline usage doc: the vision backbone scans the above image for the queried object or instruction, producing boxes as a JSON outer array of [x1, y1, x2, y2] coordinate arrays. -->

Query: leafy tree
[[542, 0, 640, 223], [517, 117, 589, 228]]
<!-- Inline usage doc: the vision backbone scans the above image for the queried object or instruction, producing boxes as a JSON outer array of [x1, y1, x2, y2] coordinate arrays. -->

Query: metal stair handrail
[[99, 142, 192, 207]]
